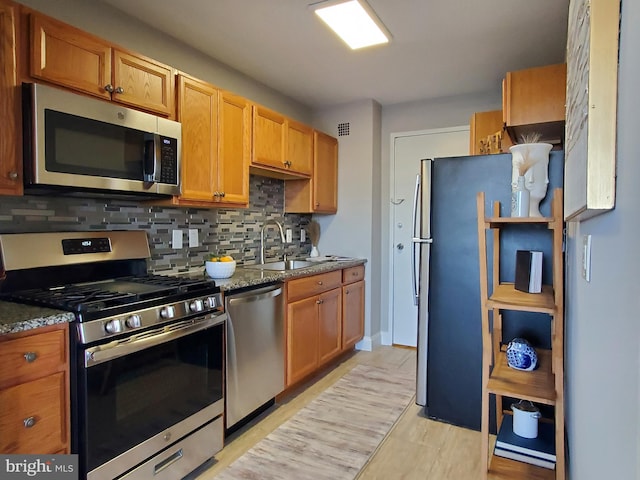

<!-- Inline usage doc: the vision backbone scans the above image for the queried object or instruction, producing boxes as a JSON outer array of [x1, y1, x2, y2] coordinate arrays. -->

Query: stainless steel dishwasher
[[224, 283, 285, 430]]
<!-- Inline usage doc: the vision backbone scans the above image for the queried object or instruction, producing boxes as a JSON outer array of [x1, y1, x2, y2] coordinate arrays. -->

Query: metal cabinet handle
[[115, 86, 124, 94], [317, 281, 323, 285], [220, 192, 225, 198], [23, 417, 36, 428], [316, 299, 324, 304], [23, 352, 37, 363], [8, 171, 18, 180], [104, 84, 114, 93], [345, 290, 350, 295]]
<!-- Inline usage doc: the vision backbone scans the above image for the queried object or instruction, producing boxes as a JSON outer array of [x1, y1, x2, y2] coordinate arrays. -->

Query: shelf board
[[487, 283, 557, 314], [488, 454, 556, 480], [487, 349, 556, 405], [486, 216, 554, 228]]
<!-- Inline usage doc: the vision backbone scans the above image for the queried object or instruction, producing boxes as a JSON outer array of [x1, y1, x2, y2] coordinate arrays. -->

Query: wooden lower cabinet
[[0, 323, 70, 454], [287, 295, 320, 384], [317, 288, 342, 364], [286, 266, 365, 387], [342, 279, 364, 350]]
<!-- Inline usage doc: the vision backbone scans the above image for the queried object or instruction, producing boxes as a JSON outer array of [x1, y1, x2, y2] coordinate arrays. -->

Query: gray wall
[[312, 100, 381, 349], [564, 0, 640, 477]]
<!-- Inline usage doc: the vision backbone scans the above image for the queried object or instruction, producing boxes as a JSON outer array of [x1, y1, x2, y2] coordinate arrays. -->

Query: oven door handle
[[84, 313, 227, 367]]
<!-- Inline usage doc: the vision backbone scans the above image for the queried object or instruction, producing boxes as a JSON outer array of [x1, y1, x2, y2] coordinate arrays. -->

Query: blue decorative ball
[[506, 338, 538, 371]]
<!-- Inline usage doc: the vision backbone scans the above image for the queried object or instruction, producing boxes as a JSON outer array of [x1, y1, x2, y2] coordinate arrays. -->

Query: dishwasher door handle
[[227, 287, 283, 306]]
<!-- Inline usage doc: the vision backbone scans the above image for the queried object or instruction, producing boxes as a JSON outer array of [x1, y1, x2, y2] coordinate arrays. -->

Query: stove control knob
[[189, 299, 204, 313], [160, 305, 176, 319], [126, 314, 142, 329], [205, 296, 218, 308], [104, 319, 123, 334]]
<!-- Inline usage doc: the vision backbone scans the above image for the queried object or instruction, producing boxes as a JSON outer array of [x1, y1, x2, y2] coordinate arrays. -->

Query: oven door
[[77, 314, 225, 480]]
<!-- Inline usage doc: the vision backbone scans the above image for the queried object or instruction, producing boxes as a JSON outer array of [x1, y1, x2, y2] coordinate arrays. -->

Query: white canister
[[511, 400, 541, 438]]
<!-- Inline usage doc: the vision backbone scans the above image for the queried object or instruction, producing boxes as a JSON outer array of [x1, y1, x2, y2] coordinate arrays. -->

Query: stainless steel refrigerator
[[412, 152, 563, 430]]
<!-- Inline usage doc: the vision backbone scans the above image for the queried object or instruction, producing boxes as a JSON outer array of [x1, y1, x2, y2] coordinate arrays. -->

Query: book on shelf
[[494, 415, 556, 468], [514, 250, 543, 293], [494, 447, 556, 469]]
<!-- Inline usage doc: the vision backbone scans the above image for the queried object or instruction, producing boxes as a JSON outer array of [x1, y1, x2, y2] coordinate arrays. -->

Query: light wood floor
[[195, 346, 484, 480]]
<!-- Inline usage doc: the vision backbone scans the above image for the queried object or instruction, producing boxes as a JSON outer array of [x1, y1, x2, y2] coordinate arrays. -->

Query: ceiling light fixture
[[312, 0, 391, 50]]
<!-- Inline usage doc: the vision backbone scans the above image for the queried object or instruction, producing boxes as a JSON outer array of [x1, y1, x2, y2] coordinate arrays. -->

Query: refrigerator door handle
[[411, 173, 421, 306]]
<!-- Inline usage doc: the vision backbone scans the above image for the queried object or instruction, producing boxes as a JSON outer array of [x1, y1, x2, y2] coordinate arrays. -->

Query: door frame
[[385, 126, 470, 346]]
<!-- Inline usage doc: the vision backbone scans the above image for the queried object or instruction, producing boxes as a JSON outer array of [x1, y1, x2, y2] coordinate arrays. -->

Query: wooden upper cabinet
[[313, 130, 338, 213], [503, 63, 567, 144], [286, 120, 313, 176], [177, 74, 218, 202], [0, 0, 22, 196], [284, 129, 338, 214], [29, 13, 174, 117], [112, 50, 173, 116], [252, 105, 286, 171], [218, 90, 250, 205], [251, 105, 311, 178], [469, 110, 513, 155], [175, 74, 249, 207]]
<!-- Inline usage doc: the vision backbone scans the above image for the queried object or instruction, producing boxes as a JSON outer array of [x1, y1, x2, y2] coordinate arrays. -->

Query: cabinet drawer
[[342, 265, 364, 284], [0, 373, 67, 453], [287, 270, 342, 302], [0, 329, 66, 389]]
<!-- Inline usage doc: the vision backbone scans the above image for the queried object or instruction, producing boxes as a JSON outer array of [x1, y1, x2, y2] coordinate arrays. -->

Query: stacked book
[[494, 415, 556, 469]]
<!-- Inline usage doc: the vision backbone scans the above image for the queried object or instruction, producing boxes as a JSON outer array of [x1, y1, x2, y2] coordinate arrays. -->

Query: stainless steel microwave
[[22, 83, 181, 197]]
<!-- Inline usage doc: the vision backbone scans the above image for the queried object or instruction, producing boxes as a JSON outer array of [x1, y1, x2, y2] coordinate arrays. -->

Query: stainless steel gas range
[[0, 231, 226, 480]]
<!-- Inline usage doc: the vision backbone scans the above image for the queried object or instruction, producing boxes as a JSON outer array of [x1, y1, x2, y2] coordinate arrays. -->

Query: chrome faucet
[[260, 219, 286, 264]]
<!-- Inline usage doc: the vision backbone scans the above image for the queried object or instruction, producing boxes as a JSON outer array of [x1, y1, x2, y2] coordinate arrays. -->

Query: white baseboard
[[355, 332, 382, 351], [380, 330, 392, 346]]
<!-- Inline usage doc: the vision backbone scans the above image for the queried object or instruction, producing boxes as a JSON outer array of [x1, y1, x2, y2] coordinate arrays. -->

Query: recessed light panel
[[314, 0, 390, 50]]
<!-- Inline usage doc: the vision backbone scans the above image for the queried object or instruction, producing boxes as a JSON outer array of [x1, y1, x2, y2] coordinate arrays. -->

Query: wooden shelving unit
[[476, 188, 565, 480]]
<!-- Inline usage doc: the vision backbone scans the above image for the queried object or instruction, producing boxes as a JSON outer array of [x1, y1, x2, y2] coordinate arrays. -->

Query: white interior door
[[391, 128, 470, 346]]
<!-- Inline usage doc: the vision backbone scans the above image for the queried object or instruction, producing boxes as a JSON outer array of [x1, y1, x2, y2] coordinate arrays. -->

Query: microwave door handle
[[143, 133, 159, 183]]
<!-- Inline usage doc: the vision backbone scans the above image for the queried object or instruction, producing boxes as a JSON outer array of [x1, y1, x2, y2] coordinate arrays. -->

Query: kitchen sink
[[244, 260, 317, 271]]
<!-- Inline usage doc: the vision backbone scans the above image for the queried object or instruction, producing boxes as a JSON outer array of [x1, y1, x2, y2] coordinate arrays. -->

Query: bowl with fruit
[[205, 255, 236, 279]]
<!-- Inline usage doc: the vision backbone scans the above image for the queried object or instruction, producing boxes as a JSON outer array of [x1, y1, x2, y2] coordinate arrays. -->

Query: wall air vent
[[337, 122, 350, 136]]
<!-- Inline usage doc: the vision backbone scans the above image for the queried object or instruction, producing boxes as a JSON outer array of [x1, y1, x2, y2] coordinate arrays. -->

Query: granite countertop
[[215, 258, 367, 291], [0, 258, 367, 335], [0, 302, 76, 336]]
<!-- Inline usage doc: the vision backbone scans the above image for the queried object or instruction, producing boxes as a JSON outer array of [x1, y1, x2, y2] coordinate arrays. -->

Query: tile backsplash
[[0, 175, 313, 273]]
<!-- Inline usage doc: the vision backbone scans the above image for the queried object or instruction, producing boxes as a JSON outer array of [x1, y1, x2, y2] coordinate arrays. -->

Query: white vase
[[509, 143, 552, 217], [511, 176, 530, 217], [310, 245, 319, 257]]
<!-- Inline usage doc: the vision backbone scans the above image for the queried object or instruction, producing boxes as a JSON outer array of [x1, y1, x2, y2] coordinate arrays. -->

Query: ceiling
[[98, 0, 569, 109]]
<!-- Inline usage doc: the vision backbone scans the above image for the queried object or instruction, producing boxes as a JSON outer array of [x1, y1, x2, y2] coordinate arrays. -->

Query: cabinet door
[[503, 63, 566, 131], [313, 131, 338, 213], [177, 75, 217, 202], [0, 0, 21, 195], [0, 373, 67, 453], [342, 280, 364, 350], [30, 13, 112, 100], [317, 288, 342, 365], [217, 90, 250, 205], [286, 120, 313, 175], [112, 49, 174, 116], [286, 296, 318, 386], [252, 105, 286, 170]]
